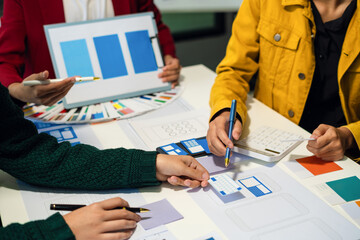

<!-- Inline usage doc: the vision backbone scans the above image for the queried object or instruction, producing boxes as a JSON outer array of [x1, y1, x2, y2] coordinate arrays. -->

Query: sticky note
[[139, 199, 183, 230]]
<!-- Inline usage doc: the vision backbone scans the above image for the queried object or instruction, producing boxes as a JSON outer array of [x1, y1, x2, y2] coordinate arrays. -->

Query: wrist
[[339, 127, 355, 150]]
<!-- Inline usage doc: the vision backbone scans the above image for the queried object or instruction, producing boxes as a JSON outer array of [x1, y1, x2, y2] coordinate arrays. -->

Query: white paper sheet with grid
[[209, 174, 242, 196]]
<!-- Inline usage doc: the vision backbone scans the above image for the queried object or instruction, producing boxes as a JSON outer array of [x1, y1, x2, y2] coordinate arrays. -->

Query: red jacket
[[0, 0, 176, 87]]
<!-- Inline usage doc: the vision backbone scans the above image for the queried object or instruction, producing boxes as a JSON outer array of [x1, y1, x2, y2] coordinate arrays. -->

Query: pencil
[[23, 77, 100, 86], [50, 204, 149, 213]]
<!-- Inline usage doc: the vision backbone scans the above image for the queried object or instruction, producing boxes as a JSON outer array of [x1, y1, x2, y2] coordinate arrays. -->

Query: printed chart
[[45, 12, 169, 108]]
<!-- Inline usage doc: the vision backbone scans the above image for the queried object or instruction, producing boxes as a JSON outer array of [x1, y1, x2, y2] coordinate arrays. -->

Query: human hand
[[63, 197, 141, 240], [9, 70, 75, 106], [206, 111, 242, 156], [155, 154, 210, 188], [306, 124, 355, 161], [158, 55, 181, 88]]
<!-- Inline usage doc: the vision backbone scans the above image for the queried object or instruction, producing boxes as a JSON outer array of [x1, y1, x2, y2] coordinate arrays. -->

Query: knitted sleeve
[[0, 213, 74, 240], [0, 83, 160, 190]]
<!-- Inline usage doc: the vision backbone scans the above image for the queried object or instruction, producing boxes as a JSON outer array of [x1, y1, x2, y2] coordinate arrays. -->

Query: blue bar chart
[[60, 30, 157, 80]]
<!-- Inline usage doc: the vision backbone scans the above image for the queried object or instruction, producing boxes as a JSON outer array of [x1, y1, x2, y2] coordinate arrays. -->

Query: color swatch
[[60, 39, 94, 77], [326, 176, 360, 202], [126, 30, 157, 74], [296, 155, 343, 176], [93, 34, 128, 79], [23, 86, 183, 124]]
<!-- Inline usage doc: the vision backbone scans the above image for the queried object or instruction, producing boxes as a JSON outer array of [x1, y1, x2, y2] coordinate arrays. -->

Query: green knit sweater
[[0, 83, 160, 239]]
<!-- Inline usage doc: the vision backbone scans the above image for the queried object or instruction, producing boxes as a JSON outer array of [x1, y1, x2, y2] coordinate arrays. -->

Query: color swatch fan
[[23, 86, 183, 124], [44, 12, 169, 109]]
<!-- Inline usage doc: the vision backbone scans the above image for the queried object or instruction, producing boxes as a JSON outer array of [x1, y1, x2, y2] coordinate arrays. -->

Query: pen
[[23, 77, 100, 86], [280, 138, 316, 142], [50, 204, 150, 213], [225, 99, 237, 167]]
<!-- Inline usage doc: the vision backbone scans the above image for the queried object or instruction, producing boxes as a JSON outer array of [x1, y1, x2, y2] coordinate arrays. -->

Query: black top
[[299, 0, 356, 132]]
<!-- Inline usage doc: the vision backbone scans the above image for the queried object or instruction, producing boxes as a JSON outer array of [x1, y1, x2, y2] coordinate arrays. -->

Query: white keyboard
[[233, 126, 303, 162]]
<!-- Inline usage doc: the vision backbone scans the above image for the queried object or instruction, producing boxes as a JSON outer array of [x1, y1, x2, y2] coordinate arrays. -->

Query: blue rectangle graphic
[[238, 176, 272, 197], [125, 30, 158, 74], [42, 127, 77, 142], [93, 34, 128, 79], [60, 39, 94, 77]]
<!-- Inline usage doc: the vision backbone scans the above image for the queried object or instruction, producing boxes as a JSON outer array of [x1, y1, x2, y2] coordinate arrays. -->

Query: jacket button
[[298, 73, 306, 80], [274, 33, 281, 42], [288, 110, 294, 118]]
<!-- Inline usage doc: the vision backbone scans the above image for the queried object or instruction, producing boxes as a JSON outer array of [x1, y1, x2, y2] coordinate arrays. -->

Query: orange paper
[[356, 201, 360, 208], [296, 155, 343, 176]]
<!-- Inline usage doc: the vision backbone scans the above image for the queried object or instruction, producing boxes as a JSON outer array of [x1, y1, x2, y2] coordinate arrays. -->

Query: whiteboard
[[154, 0, 242, 12], [45, 12, 170, 109]]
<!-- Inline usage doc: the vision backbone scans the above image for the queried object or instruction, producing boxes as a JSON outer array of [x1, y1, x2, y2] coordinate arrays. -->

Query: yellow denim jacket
[[210, 0, 360, 156]]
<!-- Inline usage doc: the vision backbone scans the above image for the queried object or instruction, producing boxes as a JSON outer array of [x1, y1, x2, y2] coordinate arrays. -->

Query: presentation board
[[45, 12, 170, 109]]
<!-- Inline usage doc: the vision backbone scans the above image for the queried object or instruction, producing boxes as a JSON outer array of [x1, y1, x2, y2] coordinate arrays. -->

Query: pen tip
[[141, 208, 150, 212], [94, 77, 100, 80], [225, 158, 229, 167]]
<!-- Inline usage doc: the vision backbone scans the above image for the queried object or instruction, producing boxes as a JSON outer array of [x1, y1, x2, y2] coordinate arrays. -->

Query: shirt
[[299, 0, 356, 132], [63, 0, 115, 22]]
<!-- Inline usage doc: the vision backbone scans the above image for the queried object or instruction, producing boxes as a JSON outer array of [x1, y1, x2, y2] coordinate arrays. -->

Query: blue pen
[[225, 99, 237, 167]]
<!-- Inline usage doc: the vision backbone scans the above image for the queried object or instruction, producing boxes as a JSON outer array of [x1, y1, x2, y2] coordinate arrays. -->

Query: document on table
[[18, 182, 178, 239], [128, 108, 209, 150], [188, 165, 360, 239]]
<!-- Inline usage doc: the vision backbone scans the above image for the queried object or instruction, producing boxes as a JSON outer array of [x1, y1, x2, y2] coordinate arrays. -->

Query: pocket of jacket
[[257, 19, 301, 85]]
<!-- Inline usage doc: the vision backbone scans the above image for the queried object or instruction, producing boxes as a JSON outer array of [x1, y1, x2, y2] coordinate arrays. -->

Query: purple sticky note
[[197, 155, 234, 174], [139, 199, 183, 230]]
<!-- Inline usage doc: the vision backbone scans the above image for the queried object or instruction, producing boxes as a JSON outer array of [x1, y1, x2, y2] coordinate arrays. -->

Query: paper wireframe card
[[45, 12, 170, 109]]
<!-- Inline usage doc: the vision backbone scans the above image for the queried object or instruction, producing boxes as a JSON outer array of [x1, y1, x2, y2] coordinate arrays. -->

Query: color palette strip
[[23, 86, 183, 124]]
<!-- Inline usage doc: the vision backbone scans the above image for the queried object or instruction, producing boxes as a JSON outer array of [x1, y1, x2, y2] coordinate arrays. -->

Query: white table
[[1, 65, 359, 239]]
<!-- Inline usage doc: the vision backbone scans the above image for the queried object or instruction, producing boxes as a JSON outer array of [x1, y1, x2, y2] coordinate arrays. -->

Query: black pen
[[50, 204, 150, 213]]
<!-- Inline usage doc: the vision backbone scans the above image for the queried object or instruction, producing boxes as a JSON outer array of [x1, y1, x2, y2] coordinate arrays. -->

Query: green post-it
[[326, 176, 360, 202]]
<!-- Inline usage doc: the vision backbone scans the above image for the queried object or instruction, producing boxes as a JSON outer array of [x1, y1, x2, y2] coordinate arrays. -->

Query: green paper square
[[326, 176, 360, 202]]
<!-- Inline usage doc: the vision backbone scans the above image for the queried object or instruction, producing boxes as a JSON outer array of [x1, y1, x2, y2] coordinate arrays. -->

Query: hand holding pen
[[225, 99, 237, 167], [12, 70, 75, 106], [207, 100, 242, 158], [62, 197, 141, 240]]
